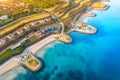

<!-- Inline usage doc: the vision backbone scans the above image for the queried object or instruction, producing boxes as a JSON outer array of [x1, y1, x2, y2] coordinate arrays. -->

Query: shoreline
[[28, 35, 57, 55], [0, 0, 110, 76], [0, 35, 56, 76], [0, 58, 20, 76]]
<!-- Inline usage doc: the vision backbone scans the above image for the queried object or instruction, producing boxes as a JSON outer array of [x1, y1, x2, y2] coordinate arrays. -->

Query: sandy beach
[[0, 58, 20, 76], [28, 35, 56, 54], [0, 35, 56, 76], [0, 0, 110, 76]]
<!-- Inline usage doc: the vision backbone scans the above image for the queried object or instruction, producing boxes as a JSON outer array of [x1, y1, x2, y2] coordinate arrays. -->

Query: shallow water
[[1, 0, 120, 80]]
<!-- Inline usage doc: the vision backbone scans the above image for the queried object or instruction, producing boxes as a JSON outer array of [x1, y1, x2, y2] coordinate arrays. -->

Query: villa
[[35, 31, 43, 36], [29, 22, 35, 26], [7, 33, 16, 40], [27, 17, 52, 28], [16, 29, 24, 35], [38, 20, 45, 24], [23, 24, 31, 30]]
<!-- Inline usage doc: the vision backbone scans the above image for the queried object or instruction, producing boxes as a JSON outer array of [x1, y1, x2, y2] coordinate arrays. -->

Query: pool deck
[[73, 22, 97, 34], [0, 34, 73, 76], [0, 35, 56, 75]]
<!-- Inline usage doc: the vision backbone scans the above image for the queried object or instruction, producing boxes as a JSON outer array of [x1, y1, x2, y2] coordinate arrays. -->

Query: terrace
[[18, 50, 42, 71], [55, 33, 73, 43]]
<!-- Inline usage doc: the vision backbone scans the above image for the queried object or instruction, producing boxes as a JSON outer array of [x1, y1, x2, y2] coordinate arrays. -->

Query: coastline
[[0, 0, 110, 76], [0, 58, 19, 76], [28, 35, 57, 55], [0, 35, 56, 76]]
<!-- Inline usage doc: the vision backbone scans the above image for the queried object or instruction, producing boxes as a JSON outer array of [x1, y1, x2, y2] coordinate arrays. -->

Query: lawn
[[0, 49, 13, 62], [29, 35, 38, 42], [0, 41, 29, 65], [28, 58, 39, 67]]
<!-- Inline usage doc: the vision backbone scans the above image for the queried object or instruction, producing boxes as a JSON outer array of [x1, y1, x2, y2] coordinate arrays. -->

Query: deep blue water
[[1, 0, 120, 80]]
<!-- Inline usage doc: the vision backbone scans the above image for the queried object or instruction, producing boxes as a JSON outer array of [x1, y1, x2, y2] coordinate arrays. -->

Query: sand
[[0, 58, 20, 76], [0, 35, 56, 75], [28, 35, 56, 54]]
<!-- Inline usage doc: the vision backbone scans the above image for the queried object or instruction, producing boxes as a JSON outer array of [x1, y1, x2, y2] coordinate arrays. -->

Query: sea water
[[1, 0, 120, 80]]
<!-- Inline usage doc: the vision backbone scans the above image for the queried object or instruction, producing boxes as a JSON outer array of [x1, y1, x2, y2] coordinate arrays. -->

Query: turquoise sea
[[1, 0, 120, 80]]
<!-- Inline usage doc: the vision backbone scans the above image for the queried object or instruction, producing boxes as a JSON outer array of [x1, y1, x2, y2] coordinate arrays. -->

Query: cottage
[[16, 29, 24, 35], [35, 31, 42, 36], [23, 24, 31, 30], [7, 33, 16, 40], [29, 22, 35, 26]]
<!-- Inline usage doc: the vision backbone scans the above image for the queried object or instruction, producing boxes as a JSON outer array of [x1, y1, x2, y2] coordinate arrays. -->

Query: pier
[[17, 49, 42, 71], [55, 34, 73, 43]]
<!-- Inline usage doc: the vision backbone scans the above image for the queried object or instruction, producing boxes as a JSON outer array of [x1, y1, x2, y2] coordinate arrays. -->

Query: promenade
[[0, 35, 56, 75]]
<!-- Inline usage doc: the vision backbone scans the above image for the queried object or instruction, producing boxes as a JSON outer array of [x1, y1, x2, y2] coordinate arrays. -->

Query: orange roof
[[8, 33, 14, 37], [35, 31, 42, 35], [17, 29, 21, 32]]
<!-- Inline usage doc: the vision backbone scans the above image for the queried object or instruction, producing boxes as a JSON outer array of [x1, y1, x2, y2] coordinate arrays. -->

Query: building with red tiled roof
[[16, 29, 24, 35], [7, 33, 16, 40], [35, 31, 42, 36]]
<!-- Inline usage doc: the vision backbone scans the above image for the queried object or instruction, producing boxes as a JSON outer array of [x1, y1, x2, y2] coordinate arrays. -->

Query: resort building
[[23, 24, 31, 30], [75, 23, 97, 34], [7, 33, 16, 40], [41, 26, 59, 35], [38, 20, 45, 24], [29, 22, 35, 26], [16, 29, 24, 35], [35, 31, 43, 37]]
